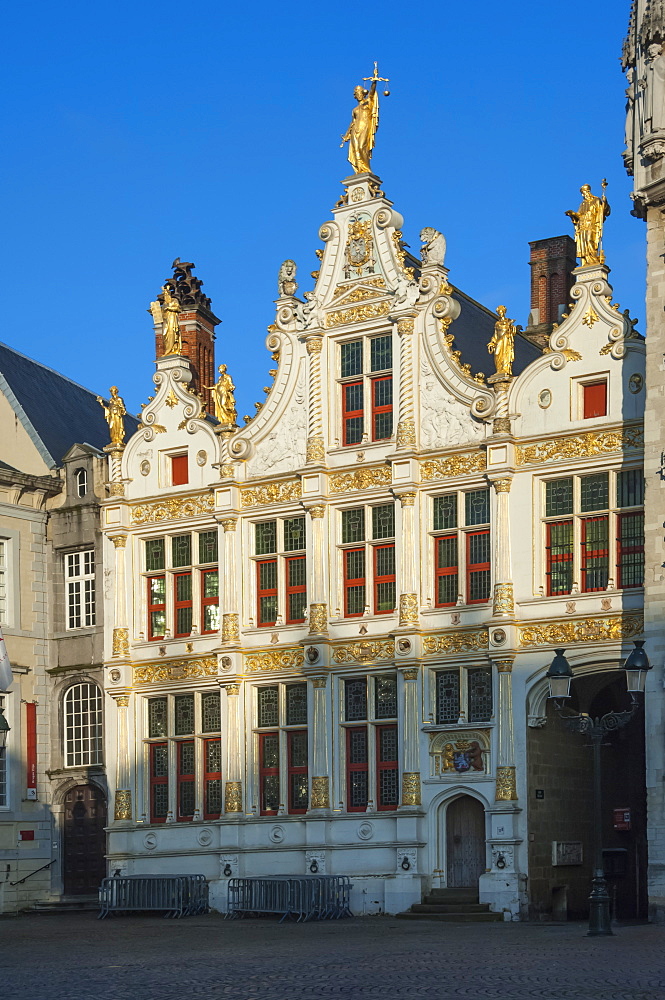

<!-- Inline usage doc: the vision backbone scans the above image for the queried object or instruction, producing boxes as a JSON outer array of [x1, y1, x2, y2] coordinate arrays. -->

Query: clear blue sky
[[2, 0, 641, 421]]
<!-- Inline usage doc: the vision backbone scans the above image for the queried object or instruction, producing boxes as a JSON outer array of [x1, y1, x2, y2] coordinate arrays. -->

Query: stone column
[[494, 658, 517, 801], [396, 316, 417, 449], [400, 668, 421, 806], [396, 492, 418, 627], [113, 694, 132, 821], [491, 477, 514, 617], [111, 535, 129, 657], [306, 504, 328, 635], [104, 443, 126, 497], [305, 336, 325, 465], [223, 683, 242, 812], [309, 675, 330, 809], [220, 518, 239, 645], [487, 374, 513, 435]]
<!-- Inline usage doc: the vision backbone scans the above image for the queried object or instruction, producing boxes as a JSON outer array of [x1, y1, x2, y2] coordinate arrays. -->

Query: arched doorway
[[446, 795, 486, 887], [63, 784, 107, 895]]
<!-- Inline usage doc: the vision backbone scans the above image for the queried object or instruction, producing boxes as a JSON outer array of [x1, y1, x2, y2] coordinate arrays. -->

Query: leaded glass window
[[370, 335, 392, 372], [341, 340, 363, 378], [375, 675, 397, 719], [202, 692, 221, 733], [342, 508, 365, 544], [283, 517, 305, 552], [258, 686, 279, 727], [468, 668, 493, 723], [345, 678, 367, 721], [149, 698, 168, 737], [436, 670, 460, 725], [617, 469, 644, 508], [372, 503, 395, 539], [198, 530, 218, 564], [545, 478, 574, 517], [174, 694, 195, 736], [145, 538, 165, 572], [465, 489, 490, 526], [255, 521, 277, 555], [286, 684, 307, 726], [580, 473, 609, 513], [172, 534, 191, 567], [434, 494, 457, 531]]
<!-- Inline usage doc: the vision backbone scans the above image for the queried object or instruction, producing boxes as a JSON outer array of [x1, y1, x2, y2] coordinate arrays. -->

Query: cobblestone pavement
[[1, 914, 664, 1000]]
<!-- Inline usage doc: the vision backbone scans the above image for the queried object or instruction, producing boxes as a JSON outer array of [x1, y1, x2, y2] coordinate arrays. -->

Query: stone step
[[424, 891, 479, 905], [411, 902, 492, 914], [33, 898, 99, 914], [396, 911, 503, 922]]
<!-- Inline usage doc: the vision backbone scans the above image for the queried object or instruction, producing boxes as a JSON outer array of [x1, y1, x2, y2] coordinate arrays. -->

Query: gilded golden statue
[[340, 63, 389, 174], [97, 386, 127, 447], [161, 285, 182, 356], [565, 181, 610, 266], [205, 364, 237, 427], [488, 306, 516, 377]]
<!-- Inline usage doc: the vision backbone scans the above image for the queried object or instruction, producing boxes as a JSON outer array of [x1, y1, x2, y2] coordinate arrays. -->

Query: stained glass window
[[465, 489, 490, 526], [342, 508, 365, 544], [286, 684, 307, 726], [149, 697, 168, 738], [433, 494, 457, 531], [255, 521, 277, 555], [172, 534, 191, 567], [145, 538, 165, 572], [469, 668, 493, 723], [283, 517, 305, 552], [545, 478, 573, 517], [174, 694, 194, 736], [258, 686, 279, 728], [202, 692, 221, 733], [375, 675, 397, 719], [198, 531, 218, 564], [345, 678, 367, 721], [370, 335, 392, 372], [580, 473, 609, 513], [372, 503, 394, 539], [341, 340, 363, 378], [436, 670, 460, 724]]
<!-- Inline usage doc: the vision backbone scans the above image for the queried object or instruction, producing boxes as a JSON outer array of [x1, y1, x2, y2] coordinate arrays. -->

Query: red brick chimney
[[523, 236, 577, 347], [155, 260, 220, 412]]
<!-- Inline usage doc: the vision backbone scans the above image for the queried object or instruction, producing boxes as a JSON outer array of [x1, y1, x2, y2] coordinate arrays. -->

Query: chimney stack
[[523, 236, 577, 348]]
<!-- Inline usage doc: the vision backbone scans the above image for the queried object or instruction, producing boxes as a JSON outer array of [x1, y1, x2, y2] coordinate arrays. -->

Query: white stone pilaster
[[220, 518, 239, 645], [223, 683, 242, 812], [490, 477, 514, 617], [112, 694, 132, 821], [306, 505, 328, 635], [309, 676, 329, 809], [305, 336, 325, 465], [400, 668, 421, 806]]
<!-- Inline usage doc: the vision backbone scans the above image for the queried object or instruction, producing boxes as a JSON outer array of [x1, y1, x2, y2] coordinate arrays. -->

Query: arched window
[[75, 468, 87, 498], [64, 683, 103, 767]]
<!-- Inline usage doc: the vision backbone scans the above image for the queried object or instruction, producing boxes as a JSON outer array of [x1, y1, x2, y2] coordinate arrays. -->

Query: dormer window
[[339, 335, 393, 446], [75, 468, 87, 498]]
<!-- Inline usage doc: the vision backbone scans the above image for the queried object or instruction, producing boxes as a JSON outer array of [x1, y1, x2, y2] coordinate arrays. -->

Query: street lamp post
[[545, 641, 651, 937]]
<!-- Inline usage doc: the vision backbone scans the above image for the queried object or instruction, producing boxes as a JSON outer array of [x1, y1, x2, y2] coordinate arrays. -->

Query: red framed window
[[466, 530, 491, 603], [259, 731, 280, 815], [174, 572, 193, 637], [176, 740, 195, 821], [150, 742, 168, 823], [171, 454, 189, 486], [371, 375, 393, 441], [617, 511, 645, 589], [581, 516, 609, 592], [346, 726, 369, 811], [545, 520, 573, 596], [257, 559, 278, 626], [148, 575, 166, 640], [435, 535, 458, 606], [376, 725, 398, 810], [583, 381, 607, 419], [285, 556, 307, 624], [201, 569, 219, 633], [344, 548, 366, 617], [342, 381, 364, 446], [203, 738, 222, 819], [373, 544, 395, 614], [287, 730, 308, 814]]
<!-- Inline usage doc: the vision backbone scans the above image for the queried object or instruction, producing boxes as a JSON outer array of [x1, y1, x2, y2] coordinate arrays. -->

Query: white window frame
[[66, 549, 96, 629], [248, 516, 307, 629], [428, 663, 495, 727], [64, 683, 103, 767], [337, 333, 395, 448], [338, 672, 399, 813], [429, 488, 491, 609], [337, 501, 397, 619], [75, 468, 88, 498], [142, 529, 220, 641]]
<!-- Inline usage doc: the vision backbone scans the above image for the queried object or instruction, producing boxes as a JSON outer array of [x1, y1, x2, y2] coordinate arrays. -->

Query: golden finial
[[565, 181, 611, 266], [340, 63, 390, 174]]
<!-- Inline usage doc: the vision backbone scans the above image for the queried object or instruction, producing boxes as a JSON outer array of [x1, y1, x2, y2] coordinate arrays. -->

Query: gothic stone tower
[[623, 0, 665, 924]]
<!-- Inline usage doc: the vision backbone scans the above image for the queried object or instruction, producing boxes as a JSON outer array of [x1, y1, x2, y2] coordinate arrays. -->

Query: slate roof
[[450, 288, 542, 378], [0, 341, 139, 470]]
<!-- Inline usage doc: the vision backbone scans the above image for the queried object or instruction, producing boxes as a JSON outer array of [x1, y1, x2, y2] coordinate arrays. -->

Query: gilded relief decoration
[[112, 628, 129, 657], [132, 492, 214, 525], [329, 467, 391, 493], [430, 730, 490, 777], [245, 648, 305, 672], [224, 781, 242, 813], [133, 657, 217, 684], [310, 776, 330, 809], [332, 640, 395, 664], [422, 629, 489, 655], [401, 772, 421, 806], [516, 426, 643, 466], [399, 593, 419, 627], [332, 276, 386, 298], [325, 300, 390, 329], [421, 452, 486, 481], [519, 613, 643, 647], [492, 583, 515, 616], [114, 789, 132, 822], [308, 603, 329, 635], [240, 480, 302, 507], [495, 765, 518, 801], [222, 613, 240, 644]]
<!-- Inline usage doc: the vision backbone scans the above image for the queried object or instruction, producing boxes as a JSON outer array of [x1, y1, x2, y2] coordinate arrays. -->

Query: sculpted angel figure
[[205, 364, 237, 427], [488, 305, 516, 377], [97, 386, 127, 447], [565, 183, 610, 266], [340, 64, 388, 174], [161, 285, 182, 355]]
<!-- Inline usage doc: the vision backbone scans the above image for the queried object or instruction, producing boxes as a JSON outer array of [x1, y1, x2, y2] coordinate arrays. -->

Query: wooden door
[[63, 785, 107, 895], [446, 795, 486, 888]]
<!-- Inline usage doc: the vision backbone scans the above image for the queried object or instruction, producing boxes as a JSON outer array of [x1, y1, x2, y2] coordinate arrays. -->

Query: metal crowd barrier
[[98, 874, 209, 919], [226, 876, 353, 922]]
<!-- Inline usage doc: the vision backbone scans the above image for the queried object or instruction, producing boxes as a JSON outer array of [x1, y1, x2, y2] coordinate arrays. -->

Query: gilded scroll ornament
[[492, 583, 515, 616], [516, 426, 643, 466], [401, 772, 421, 806], [306, 437, 326, 464], [240, 481, 302, 507], [422, 629, 489, 655], [565, 181, 610, 266], [97, 386, 127, 447], [222, 614, 240, 644], [112, 628, 130, 657], [133, 657, 217, 684], [310, 776, 330, 809], [332, 276, 386, 298], [488, 306, 516, 377], [204, 365, 237, 427], [333, 640, 395, 663], [329, 466, 391, 493], [132, 491, 214, 524], [114, 790, 132, 821], [308, 603, 329, 635], [325, 299, 390, 329], [224, 780, 242, 813], [340, 63, 388, 174], [519, 613, 643, 647], [421, 452, 486, 481], [245, 648, 305, 672], [396, 419, 417, 447], [495, 766, 518, 801], [399, 593, 419, 627]]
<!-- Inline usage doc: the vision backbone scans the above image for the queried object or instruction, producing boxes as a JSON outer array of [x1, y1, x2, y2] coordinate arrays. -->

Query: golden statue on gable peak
[[488, 306, 516, 377], [97, 385, 127, 447], [565, 181, 610, 267], [340, 63, 390, 175], [204, 364, 237, 428]]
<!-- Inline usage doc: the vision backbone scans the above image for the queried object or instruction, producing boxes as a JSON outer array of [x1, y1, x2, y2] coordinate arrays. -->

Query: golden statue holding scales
[[341, 63, 390, 174]]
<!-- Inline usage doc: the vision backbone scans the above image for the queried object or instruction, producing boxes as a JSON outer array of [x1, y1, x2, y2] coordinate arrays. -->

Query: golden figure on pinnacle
[[97, 386, 127, 447], [205, 364, 238, 427], [488, 306, 516, 377], [161, 285, 182, 356], [565, 181, 611, 266], [340, 63, 390, 174]]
